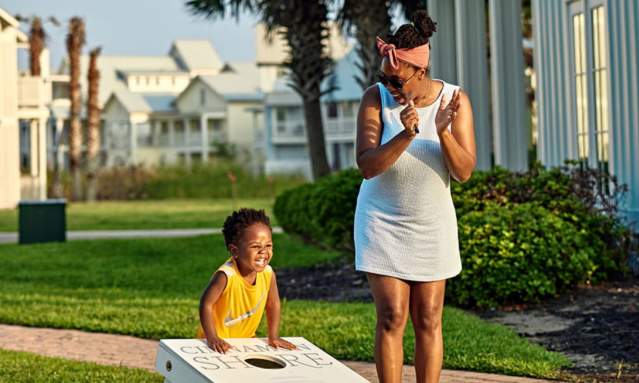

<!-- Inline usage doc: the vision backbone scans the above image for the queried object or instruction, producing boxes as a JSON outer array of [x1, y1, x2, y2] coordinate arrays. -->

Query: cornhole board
[[155, 337, 369, 383]]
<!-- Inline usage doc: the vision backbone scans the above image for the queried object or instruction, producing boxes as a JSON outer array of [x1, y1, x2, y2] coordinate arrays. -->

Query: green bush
[[274, 169, 362, 250], [274, 164, 634, 308], [449, 202, 599, 308]]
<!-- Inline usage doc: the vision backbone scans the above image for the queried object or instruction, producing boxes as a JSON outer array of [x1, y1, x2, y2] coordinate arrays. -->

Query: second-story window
[[327, 102, 338, 120]]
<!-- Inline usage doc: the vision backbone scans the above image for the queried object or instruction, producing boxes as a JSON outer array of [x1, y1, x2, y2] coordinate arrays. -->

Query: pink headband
[[376, 36, 430, 69]]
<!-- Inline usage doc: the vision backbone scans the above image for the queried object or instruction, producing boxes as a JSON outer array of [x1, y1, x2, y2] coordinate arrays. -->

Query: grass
[[0, 237, 570, 379], [0, 198, 275, 232], [0, 349, 162, 383]]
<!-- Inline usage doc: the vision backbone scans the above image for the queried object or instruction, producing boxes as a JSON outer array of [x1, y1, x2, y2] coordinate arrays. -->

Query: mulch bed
[[277, 259, 639, 382]]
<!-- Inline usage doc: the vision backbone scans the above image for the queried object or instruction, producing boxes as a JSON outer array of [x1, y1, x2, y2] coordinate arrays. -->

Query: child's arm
[[199, 271, 232, 353], [265, 272, 297, 350]]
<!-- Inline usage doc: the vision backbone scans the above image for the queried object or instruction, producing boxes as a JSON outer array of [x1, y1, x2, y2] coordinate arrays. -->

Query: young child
[[198, 208, 296, 353]]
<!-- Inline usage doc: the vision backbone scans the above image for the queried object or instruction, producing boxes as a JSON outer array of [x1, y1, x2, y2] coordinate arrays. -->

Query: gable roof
[[57, 55, 183, 106], [169, 40, 223, 73]]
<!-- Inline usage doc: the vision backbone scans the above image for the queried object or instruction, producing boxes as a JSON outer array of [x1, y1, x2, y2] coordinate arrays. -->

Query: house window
[[327, 102, 338, 119], [174, 120, 185, 146], [569, 0, 610, 194], [200, 88, 206, 106], [341, 101, 355, 119], [591, 5, 609, 173], [572, 11, 588, 163]]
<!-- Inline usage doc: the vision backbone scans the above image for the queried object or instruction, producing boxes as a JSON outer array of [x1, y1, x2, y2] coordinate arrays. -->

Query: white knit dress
[[354, 81, 462, 282]]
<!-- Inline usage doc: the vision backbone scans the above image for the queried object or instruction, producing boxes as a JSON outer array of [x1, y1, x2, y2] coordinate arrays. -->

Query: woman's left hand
[[435, 89, 461, 135]]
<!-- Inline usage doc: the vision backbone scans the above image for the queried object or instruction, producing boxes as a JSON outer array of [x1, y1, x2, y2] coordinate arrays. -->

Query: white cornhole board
[[155, 337, 369, 383]]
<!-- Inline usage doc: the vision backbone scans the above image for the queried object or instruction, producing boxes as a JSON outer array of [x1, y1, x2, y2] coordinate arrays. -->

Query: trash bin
[[18, 199, 67, 244]]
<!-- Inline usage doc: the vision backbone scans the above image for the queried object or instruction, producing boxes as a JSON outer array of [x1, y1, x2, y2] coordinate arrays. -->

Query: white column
[[200, 114, 209, 162], [168, 119, 175, 147], [29, 120, 38, 177], [489, 0, 530, 171], [129, 119, 137, 164], [38, 117, 47, 200], [455, 0, 492, 170], [183, 118, 190, 167], [55, 119, 64, 171], [428, 0, 458, 83]]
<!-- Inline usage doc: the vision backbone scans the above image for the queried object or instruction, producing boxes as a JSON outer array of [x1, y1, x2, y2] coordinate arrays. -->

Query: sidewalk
[[0, 227, 284, 244], [0, 324, 560, 383]]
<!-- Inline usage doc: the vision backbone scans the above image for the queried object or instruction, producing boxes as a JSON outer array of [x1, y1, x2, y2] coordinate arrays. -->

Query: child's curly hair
[[222, 208, 272, 248]]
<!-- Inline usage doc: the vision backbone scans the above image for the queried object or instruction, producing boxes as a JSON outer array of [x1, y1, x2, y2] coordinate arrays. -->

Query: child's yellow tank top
[[197, 258, 273, 339]]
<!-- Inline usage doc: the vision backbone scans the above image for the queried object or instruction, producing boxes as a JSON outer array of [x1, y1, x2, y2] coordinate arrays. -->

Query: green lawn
[[0, 349, 162, 383], [0, 198, 275, 232], [0, 236, 570, 379]]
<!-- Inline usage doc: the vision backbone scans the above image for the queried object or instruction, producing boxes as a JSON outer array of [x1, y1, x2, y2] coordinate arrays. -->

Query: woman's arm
[[437, 90, 477, 182], [356, 85, 417, 179], [265, 273, 296, 350], [199, 271, 231, 353]]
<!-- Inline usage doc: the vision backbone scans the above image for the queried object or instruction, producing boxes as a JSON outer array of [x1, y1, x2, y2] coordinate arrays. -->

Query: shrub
[[448, 202, 599, 308], [48, 162, 306, 201], [274, 164, 634, 307], [274, 169, 362, 250]]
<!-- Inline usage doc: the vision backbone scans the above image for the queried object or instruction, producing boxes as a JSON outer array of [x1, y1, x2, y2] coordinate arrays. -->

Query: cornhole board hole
[[156, 337, 369, 383]]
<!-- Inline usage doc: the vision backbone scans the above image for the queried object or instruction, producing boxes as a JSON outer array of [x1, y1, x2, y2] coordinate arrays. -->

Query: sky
[[3, 0, 259, 70]]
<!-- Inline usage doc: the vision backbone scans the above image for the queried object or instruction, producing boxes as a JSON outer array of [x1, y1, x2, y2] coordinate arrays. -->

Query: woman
[[354, 10, 477, 383]]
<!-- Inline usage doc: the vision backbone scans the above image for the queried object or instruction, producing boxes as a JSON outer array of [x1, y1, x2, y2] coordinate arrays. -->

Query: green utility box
[[18, 199, 67, 244]]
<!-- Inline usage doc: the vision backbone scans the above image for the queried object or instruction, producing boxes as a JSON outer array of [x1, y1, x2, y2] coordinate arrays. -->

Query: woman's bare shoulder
[[360, 84, 381, 110]]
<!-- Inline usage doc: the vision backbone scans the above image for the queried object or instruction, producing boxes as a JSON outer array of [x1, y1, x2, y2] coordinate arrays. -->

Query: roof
[[142, 94, 175, 112], [321, 49, 362, 102], [265, 48, 362, 105], [169, 40, 223, 73], [57, 55, 183, 106], [197, 62, 262, 101]]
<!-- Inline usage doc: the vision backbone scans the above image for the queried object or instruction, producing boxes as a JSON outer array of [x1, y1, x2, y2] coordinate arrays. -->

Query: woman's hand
[[268, 337, 297, 350], [400, 101, 419, 139], [435, 89, 461, 135], [207, 335, 233, 354]]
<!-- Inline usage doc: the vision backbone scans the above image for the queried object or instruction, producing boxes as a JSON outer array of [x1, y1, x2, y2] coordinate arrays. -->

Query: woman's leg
[[367, 273, 411, 383], [409, 279, 447, 383]]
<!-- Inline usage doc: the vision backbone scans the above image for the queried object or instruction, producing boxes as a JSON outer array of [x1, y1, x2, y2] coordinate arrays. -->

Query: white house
[[50, 39, 262, 169], [0, 7, 49, 208]]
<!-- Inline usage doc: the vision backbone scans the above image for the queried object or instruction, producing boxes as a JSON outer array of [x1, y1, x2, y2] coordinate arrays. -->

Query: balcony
[[18, 76, 45, 109], [271, 120, 306, 144], [325, 118, 356, 141]]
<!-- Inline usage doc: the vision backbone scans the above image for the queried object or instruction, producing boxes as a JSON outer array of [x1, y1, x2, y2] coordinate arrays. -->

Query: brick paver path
[[0, 324, 561, 382]]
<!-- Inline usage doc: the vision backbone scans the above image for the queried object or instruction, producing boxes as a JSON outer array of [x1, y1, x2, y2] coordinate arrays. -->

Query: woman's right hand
[[400, 101, 419, 139], [207, 336, 232, 354]]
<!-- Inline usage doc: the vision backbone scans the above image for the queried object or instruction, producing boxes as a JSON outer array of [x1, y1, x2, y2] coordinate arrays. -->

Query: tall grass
[[48, 162, 306, 201]]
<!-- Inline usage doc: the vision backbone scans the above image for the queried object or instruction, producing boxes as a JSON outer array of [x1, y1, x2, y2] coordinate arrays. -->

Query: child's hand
[[207, 336, 233, 354], [268, 337, 297, 350]]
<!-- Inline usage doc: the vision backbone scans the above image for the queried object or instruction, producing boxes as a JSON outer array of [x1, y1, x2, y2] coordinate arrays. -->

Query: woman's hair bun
[[412, 9, 437, 40]]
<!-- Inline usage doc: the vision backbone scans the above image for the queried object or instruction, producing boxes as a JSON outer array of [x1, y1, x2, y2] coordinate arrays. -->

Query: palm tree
[[66, 17, 85, 200], [186, 0, 332, 179], [86, 47, 101, 202], [337, 1, 391, 89], [337, 0, 427, 90], [27, 17, 46, 76], [260, 0, 333, 179]]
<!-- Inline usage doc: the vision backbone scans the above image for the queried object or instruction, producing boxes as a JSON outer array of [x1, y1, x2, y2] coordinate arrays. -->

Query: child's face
[[230, 223, 273, 273]]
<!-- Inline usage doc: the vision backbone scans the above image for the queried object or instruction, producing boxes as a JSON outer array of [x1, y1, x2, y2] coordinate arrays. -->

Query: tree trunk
[[66, 17, 85, 201], [28, 17, 45, 77], [86, 47, 101, 202], [303, 98, 330, 179]]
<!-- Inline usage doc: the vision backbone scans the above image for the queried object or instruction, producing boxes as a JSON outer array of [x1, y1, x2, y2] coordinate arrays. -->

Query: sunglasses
[[377, 69, 418, 90]]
